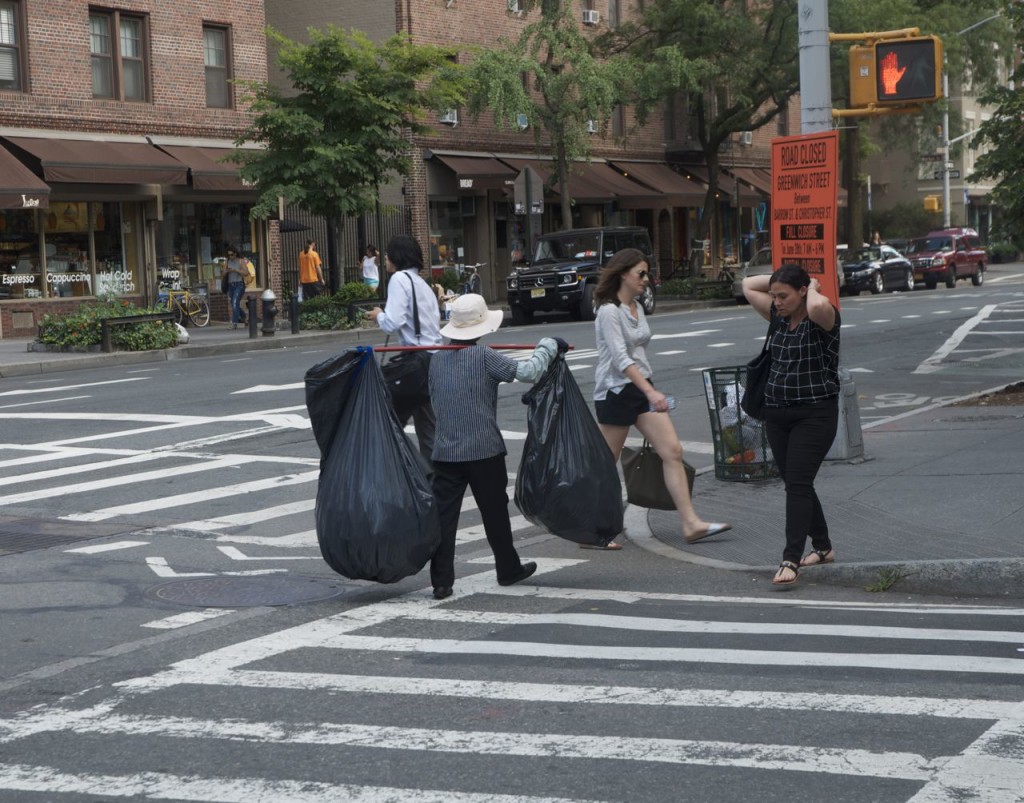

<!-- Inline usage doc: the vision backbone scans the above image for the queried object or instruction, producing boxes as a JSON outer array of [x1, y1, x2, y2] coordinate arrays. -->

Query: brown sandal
[[772, 561, 799, 586], [800, 548, 836, 567]]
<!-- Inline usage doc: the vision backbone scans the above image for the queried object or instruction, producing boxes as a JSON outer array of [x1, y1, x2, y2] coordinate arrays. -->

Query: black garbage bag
[[515, 356, 623, 546], [305, 348, 440, 583]]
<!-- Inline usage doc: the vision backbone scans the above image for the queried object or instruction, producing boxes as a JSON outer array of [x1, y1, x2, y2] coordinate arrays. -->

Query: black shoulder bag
[[382, 272, 433, 416], [740, 316, 777, 421]]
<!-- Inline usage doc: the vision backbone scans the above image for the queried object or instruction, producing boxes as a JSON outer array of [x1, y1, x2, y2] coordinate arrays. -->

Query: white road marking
[[846, 367, 873, 372], [902, 314, 922, 318], [0, 378, 144, 398], [649, 329, 720, 340], [0, 395, 91, 410], [567, 363, 592, 372], [234, 382, 304, 394], [216, 546, 319, 561], [914, 304, 997, 374], [1, 452, 171, 487], [174, 501, 316, 533], [0, 764, 600, 803], [141, 610, 236, 630], [932, 310, 952, 314], [2, 457, 246, 507], [214, 529, 318, 548], [656, 349, 686, 355], [870, 319, 890, 323], [63, 470, 321, 522], [64, 541, 149, 554], [144, 557, 284, 578]]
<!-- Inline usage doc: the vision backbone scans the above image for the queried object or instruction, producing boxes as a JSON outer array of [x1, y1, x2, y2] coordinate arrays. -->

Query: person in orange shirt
[[298, 240, 325, 300]]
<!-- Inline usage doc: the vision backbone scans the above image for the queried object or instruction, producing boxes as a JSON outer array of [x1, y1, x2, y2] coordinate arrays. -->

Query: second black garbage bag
[[305, 348, 440, 583], [515, 356, 623, 546]]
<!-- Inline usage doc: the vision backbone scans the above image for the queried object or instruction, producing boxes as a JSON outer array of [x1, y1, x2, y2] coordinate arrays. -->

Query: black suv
[[506, 226, 657, 325]]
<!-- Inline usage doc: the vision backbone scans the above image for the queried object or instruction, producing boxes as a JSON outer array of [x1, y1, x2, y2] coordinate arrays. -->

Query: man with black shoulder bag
[[369, 235, 442, 461]]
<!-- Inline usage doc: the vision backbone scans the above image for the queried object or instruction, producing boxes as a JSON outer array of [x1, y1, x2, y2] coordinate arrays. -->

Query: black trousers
[[430, 453, 523, 588], [763, 399, 839, 565]]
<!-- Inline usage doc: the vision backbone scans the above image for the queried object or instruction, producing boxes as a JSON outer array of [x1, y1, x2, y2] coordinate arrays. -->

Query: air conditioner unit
[[585, 119, 598, 134], [439, 109, 459, 126], [582, 9, 600, 25], [507, 0, 523, 13], [740, 130, 753, 146], [515, 113, 529, 130]]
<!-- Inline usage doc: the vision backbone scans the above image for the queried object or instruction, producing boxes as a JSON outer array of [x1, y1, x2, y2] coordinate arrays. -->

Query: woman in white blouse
[[592, 248, 730, 550]]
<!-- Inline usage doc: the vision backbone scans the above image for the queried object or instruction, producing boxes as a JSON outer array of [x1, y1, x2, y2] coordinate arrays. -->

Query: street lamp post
[[941, 13, 1002, 228]]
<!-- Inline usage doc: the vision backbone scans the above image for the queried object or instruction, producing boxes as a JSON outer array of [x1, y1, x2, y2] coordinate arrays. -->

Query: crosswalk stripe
[[305, 634, 1024, 675], [187, 670, 1022, 721], [1, 452, 171, 487], [31, 711, 937, 781], [0, 764, 597, 803], [62, 470, 321, 522], [4, 457, 245, 507]]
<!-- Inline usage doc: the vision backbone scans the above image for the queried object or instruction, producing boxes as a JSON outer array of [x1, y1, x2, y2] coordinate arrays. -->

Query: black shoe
[[432, 586, 453, 600], [497, 561, 537, 587]]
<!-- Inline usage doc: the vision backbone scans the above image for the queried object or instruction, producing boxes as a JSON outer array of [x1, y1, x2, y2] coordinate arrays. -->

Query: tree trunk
[[843, 121, 863, 248], [326, 216, 341, 294]]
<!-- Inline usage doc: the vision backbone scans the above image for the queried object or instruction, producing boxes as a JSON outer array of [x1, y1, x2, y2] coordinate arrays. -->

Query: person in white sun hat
[[426, 293, 569, 601]]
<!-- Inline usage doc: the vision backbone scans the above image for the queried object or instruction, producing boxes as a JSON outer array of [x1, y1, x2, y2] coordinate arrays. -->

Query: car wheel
[[510, 306, 533, 326], [945, 266, 957, 288], [870, 272, 884, 294], [579, 283, 596, 321], [903, 269, 915, 292], [971, 266, 985, 286], [640, 285, 656, 315]]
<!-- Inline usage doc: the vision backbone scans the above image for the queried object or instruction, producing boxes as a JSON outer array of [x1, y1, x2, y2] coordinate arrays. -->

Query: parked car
[[840, 245, 915, 295], [506, 226, 656, 325], [733, 247, 773, 303], [904, 228, 987, 289]]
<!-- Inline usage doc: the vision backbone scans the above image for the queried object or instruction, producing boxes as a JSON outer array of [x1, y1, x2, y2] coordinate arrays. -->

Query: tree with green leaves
[[966, 2, 1022, 246], [231, 27, 466, 290], [466, 0, 701, 229]]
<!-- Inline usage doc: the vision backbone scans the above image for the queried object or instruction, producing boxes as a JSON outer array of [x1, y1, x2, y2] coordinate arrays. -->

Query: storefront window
[[156, 202, 254, 290], [428, 199, 464, 274], [44, 201, 125, 297], [0, 209, 41, 300]]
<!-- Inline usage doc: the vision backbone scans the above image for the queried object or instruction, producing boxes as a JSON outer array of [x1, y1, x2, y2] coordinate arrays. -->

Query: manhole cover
[[145, 575, 351, 608]]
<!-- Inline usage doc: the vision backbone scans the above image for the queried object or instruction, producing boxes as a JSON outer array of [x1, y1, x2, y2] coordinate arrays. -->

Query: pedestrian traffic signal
[[875, 36, 943, 105], [848, 35, 943, 109]]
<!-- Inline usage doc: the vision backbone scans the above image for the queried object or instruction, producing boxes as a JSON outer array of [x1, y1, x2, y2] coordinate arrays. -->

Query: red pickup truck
[[904, 228, 987, 290]]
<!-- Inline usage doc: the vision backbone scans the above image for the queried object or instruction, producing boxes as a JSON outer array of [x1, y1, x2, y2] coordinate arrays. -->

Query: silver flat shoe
[[684, 523, 731, 543]]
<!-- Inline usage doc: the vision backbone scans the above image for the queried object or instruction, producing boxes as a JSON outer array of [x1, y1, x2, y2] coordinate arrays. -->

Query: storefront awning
[[158, 146, 250, 191], [724, 166, 773, 197], [431, 154, 517, 191], [2, 136, 188, 185], [498, 157, 659, 202], [608, 160, 706, 206], [0, 143, 50, 209], [682, 166, 763, 206]]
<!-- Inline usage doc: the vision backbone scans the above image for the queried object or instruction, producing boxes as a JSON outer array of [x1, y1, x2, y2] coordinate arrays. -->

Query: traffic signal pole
[[799, 0, 833, 134]]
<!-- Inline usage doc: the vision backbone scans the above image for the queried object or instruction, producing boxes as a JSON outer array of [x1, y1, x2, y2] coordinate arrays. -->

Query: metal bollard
[[247, 296, 258, 339], [290, 294, 300, 334], [261, 289, 278, 336]]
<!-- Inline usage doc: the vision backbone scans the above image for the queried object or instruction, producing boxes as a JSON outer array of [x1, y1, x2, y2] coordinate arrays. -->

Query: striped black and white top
[[429, 340, 557, 463], [764, 307, 841, 406]]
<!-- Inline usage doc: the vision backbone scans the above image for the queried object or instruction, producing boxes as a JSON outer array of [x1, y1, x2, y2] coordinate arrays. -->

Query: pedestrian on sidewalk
[[221, 246, 248, 329], [592, 248, 730, 551], [426, 293, 565, 600], [362, 245, 380, 294], [299, 240, 325, 301], [369, 235, 443, 460], [742, 264, 841, 587]]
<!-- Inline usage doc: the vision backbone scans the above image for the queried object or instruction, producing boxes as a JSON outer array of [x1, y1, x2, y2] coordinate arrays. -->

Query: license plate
[[530, 288, 545, 298], [914, 272, 923, 280]]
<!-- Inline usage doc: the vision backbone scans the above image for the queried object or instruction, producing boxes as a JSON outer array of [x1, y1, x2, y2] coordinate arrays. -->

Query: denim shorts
[[595, 383, 650, 426]]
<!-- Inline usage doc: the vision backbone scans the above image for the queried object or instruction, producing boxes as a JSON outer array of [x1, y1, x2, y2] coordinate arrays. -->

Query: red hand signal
[[879, 50, 907, 96]]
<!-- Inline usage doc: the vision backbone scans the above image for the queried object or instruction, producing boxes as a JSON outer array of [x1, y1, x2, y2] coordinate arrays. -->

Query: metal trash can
[[701, 366, 778, 482]]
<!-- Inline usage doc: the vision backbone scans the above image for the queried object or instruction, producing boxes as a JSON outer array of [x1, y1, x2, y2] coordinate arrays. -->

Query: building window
[[611, 104, 625, 138], [90, 10, 148, 101], [203, 25, 231, 108], [776, 100, 789, 137], [0, 0, 25, 92], [608, 0, 620, 27]]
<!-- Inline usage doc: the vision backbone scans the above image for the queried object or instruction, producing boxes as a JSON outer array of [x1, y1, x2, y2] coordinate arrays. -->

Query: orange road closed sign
[[770, 131, 840, 308]]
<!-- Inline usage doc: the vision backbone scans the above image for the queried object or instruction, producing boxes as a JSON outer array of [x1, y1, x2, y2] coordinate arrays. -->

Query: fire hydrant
[[261, 288, 277, 336]]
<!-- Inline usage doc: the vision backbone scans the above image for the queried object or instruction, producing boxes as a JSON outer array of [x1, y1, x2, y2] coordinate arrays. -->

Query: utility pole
[[799, 0, 833, 134]]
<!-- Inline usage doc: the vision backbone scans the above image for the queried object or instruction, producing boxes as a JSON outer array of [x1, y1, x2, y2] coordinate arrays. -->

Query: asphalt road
[[1, 266, 1023, 801]]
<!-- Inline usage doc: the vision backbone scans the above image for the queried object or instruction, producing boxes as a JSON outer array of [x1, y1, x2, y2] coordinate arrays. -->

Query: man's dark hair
[[385, 235, 424, 271]]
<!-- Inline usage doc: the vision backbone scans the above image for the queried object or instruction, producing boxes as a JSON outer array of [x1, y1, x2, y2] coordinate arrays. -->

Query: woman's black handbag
[[740, 319, 777, 420], [620, 440, 695, 511]]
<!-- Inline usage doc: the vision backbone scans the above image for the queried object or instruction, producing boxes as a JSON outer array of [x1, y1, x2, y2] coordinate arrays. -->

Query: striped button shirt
[[764, 307, 841, 406]]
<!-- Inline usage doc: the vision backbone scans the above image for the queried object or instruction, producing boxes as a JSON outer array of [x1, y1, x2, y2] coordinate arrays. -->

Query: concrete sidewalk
[[2, 307, 1022, 599]]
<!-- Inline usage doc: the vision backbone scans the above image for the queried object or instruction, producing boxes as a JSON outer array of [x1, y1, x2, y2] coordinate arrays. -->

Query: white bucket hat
[[440, 293, 504, 340]]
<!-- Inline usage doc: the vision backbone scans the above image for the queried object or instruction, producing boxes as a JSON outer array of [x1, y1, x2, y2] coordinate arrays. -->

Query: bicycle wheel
[[186, 294, 210, 327]]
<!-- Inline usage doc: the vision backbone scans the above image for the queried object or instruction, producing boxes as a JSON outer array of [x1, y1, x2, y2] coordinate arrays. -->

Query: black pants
[[394, 397, 436, 464], [763, 399, 839, 565], [430, 454, 523, 588], [301, 281, 323, 301]]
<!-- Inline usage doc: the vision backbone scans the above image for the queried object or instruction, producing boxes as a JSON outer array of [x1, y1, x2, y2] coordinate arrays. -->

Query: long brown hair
[[303, 239, 315, 255], [594, 248, 647, 307]]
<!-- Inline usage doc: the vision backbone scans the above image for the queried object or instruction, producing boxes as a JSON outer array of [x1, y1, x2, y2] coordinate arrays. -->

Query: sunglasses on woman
[[634, 270, 648, 279]]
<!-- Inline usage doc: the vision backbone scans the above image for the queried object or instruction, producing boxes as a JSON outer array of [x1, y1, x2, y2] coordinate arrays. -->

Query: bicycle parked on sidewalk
[[156, 283, 210, 327]]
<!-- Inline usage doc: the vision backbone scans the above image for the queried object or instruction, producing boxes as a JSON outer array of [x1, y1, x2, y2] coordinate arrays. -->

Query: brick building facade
[[263, 0, 788, 300], [0, 0, 278, 338]]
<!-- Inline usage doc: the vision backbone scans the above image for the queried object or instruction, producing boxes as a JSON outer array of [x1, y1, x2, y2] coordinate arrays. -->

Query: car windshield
[[532, 233, 601, 264], [906, 237, 951, 254], [749, 249, 771, 266], [842, 247, 881, 264]]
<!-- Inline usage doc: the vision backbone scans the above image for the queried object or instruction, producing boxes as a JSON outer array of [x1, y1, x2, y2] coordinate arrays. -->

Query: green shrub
[[438, 269, 461, 292], [335, 281, 377, 304], [659, 278, 694, 296], [36, 301, 178, 350], [299, 288, 361, 330], [989, 242, 1019, 264]]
